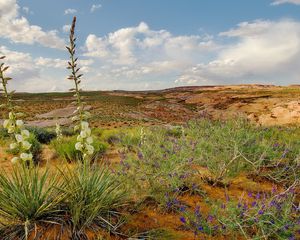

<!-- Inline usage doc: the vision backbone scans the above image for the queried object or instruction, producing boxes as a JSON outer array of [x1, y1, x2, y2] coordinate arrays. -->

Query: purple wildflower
[[207, 215, 214, 222], [180, 217, 186, 224], [198, 226, 204, 231], [258, 209, 264, 215]]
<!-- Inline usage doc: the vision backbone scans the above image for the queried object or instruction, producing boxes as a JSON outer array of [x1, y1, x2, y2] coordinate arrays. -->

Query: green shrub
[[0, 166, 63, 240], [60, 164, 126, 238], [0, 127, 9, 140], [118, 127, 198, 210], [26, 126, 56, 144], [7, 133, 42, 164], [185, 119, 297, 185], [118, 119, 300, 206], [211, 190, 299, 239], [61, 126, 75, 137], [51, 136, 107, 163]]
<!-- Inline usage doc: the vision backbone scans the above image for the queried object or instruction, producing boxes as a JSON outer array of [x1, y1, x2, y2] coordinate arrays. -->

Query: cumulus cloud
[[271, 0, 300, 5], [0, 46, 73, 92], [0, 0, 65, 49], [90, 4, 102, 12], [84, 22, 216, 65], [35, 57, 94, 72], [177, 19, 300, 86], [0, 46, 41, 90], [2, 17, 300, 92], [64, 8, 77, 15], [82, 19, 300, 89]]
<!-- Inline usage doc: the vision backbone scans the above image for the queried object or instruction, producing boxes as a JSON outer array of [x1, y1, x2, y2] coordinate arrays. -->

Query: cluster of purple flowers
[[179, 205, 218, 237], [179, 188, 299, 239]]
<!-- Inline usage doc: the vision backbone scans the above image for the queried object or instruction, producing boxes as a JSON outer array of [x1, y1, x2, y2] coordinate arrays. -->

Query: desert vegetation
[[0, 16, 299, 240]]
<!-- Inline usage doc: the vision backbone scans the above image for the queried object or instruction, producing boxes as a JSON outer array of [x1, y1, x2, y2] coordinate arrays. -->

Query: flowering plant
[[0, 56, 33, 164], [55, 123, 63, 141], [66, 17, 94, 161], [179, 187, 300, 239]]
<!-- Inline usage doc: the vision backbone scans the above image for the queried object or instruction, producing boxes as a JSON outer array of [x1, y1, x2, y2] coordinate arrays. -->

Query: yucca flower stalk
[[0, 56, 33, 165], [67, 17, 94, 163], [55, 123, 63, 141]]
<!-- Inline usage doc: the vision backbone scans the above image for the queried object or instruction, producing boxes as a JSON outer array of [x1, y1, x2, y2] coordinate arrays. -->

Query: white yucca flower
[[20, 153, 33, 161], [10, 143, 18, 150], [81, 121, 89, 129], [86, 144, 94, 155], [3, 119, 9, 128], [11, 157, 19, 164], [22, 141, 32, 150], [75, 142, 83, 151], [15, 134, 23, 143], [21, 129, 30, 138], [86, 136, 93, 144], [16, 120, 24, 127], [55, 123, 63, 140]]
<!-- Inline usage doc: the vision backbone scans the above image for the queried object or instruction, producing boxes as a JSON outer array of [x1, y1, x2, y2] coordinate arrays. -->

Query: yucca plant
[[0, 166, 64, 240], [67, 16, 94, 164], [0, 56, 34, 166], [60, 164, 126, 239], [61, 16, 127, 239]]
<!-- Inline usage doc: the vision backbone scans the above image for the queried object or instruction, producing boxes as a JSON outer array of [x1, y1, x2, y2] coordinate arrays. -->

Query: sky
[[1, 0, 300, 92]]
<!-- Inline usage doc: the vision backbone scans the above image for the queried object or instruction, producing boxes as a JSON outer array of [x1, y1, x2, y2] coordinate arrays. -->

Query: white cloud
[[81, 22, 220, 90], [271, 0, 300, 5], [0, 0, 65, 49], [62, 24, 71, 33], [177, 19, 300, 86], [0, 46, 41, 91], [84, 22, 216, 66], [22, 6, 32, 15], [35, 57, 94, 73], [3, 17, 300, 92], [90, 4, 102, 12], [64, 8, 77, 15], [35, 57, 66, 69]]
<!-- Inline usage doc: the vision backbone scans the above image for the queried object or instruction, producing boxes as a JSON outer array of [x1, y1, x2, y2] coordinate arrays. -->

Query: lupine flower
[[180, 217, 186, 224], [258, 209, 264, 215]]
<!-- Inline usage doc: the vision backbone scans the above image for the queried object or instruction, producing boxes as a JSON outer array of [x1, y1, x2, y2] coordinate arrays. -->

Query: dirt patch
[[36, 105, 92, 119]]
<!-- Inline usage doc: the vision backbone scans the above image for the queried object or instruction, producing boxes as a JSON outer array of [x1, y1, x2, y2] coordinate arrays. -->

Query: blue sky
[[1, 0, 300, 92]]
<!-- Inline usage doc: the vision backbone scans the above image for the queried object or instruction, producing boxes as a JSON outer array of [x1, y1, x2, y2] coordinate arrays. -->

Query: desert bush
[[184, 119, 299, 185], [60, 164, 127, 239], [26, 126, 56, 144], [117, 127, 198, 210], [51, 136, 107, 163], [118, 128, 142, 150], [0, 166, 63, 240], [117, 119, 300, 205]]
